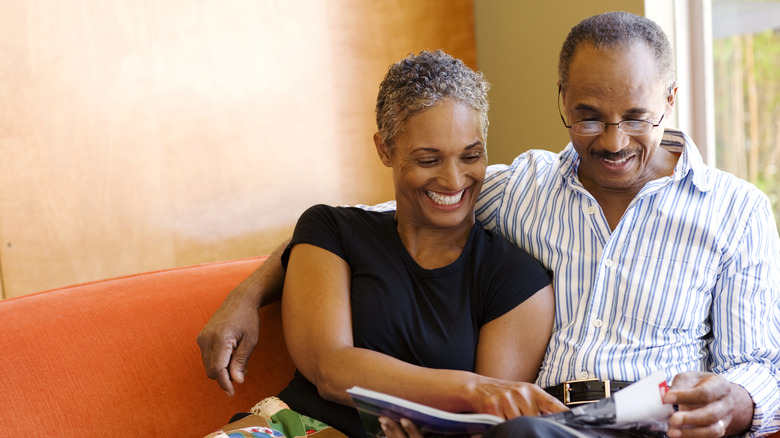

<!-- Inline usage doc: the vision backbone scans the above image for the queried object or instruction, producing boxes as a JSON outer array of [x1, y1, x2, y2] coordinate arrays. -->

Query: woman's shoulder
[[472, 225, 547, 273], [469, 224, 551, 316], [299, 204, 393, 229]]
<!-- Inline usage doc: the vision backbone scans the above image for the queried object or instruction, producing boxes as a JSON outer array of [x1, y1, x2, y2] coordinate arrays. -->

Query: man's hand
[[197, 295, 260, 396], [197, 240, 290, 396], [664, 371, 754, 438]]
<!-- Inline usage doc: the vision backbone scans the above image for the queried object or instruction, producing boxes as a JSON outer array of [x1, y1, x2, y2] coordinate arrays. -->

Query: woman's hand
[[469, 380, 567, 418], [377, 381, 567, 438], [379, 417, 424, 438]]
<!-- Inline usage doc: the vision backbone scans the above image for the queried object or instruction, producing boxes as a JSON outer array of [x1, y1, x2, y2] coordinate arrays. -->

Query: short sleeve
[[476, 228, 552, 325], [281, 204, 351, 269]]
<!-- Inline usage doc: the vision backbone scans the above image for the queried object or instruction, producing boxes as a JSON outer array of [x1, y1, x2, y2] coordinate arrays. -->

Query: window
[[711, 0, 780, 228], [648, 0, 780, 230]]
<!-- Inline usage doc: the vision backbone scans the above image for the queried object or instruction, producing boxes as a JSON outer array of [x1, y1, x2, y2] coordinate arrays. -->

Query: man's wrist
[[722, 363, 779, 436], [728, 383, 754, 435]]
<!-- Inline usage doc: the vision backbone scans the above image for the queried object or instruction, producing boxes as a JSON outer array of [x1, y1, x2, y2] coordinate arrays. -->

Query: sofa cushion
[[0, 256, 295, 436]]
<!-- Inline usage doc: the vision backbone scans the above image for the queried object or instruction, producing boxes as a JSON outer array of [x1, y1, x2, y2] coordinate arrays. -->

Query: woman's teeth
[[426, 190, 464, 205]]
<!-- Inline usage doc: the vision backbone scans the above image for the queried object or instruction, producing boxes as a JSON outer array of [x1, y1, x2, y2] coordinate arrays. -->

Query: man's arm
[[197, 238, 290, 396], [196, 202, 399, 395], [666, 193, 780, 437]]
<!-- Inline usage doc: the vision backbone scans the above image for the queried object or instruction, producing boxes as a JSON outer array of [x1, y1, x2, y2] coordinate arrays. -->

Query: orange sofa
[[3, 257, 775, 437], [0, 256, 295, 436]]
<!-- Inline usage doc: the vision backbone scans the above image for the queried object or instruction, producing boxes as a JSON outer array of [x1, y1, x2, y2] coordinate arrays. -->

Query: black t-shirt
[[279, 205, 550, 437]]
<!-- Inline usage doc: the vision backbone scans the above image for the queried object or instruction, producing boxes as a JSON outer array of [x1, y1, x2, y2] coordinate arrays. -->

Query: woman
[[212, 50, 562, 438]]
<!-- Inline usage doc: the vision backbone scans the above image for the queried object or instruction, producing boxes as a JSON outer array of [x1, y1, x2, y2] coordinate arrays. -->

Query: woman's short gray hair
[[375, 50, 490, 149]]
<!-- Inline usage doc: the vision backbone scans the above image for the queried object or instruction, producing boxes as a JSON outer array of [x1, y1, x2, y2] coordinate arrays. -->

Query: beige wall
[[0, 0, 476, 298], [0, 1, 653, 298], [474, 1, 646, 165]]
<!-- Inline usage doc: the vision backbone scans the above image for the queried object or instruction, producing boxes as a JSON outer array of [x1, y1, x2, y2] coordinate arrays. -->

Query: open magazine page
[[542, 371, 675, 431], [346, 387, 503, 436], [347, 372, 676, 437]]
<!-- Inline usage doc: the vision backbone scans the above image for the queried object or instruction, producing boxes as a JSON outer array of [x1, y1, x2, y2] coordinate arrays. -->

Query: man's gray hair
[[558, 11, 676, 93], [375, 50, 490, 149]]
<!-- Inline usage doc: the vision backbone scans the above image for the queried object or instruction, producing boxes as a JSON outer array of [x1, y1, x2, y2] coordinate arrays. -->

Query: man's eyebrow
[[623, 107, 653, 116], [574, 103, 599, 112], [573, 103, 652, 116]]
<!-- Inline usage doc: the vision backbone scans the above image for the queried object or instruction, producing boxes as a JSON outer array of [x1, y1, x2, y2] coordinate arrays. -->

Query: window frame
[[645, 1, 716, 164]]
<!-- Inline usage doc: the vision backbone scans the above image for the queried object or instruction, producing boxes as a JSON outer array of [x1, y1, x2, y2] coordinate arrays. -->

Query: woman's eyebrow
[[464, 141, 484, 150]]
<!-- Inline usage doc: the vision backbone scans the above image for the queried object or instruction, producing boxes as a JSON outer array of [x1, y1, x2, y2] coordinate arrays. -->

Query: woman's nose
[[439, 160, 465, 188]]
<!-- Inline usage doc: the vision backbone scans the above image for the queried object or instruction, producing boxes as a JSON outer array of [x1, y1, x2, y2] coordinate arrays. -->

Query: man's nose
[[599, 124, 631, 152]]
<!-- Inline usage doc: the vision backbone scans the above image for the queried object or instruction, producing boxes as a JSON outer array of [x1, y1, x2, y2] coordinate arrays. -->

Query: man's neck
[[581, 148, 680, 231]]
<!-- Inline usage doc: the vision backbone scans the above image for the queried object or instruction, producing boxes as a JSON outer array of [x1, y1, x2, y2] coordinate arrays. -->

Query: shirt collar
[[555, 128, 712, 192]]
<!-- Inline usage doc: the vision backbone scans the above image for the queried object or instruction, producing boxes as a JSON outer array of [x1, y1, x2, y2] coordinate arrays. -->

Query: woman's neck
[[394, 215, 474, 270]]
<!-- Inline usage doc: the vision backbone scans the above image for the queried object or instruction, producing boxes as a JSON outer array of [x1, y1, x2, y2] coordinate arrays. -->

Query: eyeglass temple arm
[[557, 85, 570, 128]]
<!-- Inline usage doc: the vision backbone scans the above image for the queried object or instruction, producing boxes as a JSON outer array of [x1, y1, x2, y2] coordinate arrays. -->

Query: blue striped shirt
[[475, 130, 780, 436]]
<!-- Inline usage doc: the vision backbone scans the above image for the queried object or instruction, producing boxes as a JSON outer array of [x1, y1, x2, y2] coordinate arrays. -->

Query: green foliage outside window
[[713, 27, 780, 229]]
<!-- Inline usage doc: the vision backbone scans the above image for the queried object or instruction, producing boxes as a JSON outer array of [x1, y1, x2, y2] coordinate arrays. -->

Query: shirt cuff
[[723, 362, 780, 437]]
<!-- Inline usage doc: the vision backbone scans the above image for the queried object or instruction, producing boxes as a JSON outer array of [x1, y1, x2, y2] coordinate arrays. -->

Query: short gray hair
[[558, 11, 676, 94], [375, 50, 490, 149]]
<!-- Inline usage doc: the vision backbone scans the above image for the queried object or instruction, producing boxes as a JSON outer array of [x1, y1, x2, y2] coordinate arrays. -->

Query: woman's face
[[376, 100, 487, 231]]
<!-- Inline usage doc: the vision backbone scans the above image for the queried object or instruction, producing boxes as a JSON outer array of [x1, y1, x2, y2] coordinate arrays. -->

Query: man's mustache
[[590, 150, 637, 161]]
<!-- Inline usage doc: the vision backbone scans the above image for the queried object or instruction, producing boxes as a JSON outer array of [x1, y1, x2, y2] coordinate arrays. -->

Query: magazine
[[346, 386, 503, 436], [347, 372, 675, 437]]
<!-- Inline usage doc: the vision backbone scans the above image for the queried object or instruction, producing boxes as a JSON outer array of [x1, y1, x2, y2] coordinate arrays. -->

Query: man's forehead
[[570, 41, 657, 70], [564, 42, 666, 98]]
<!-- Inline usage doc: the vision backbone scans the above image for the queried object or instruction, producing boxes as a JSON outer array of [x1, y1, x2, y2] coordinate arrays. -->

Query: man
[[198, 11, 780, 438]]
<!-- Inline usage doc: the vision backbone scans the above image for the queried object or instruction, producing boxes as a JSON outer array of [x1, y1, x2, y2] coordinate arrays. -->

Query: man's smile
[[591, 150, 637, 169]]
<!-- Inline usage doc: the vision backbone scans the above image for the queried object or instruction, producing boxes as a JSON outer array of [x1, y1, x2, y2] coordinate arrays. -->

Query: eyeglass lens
[[571, 120, 654, 136]]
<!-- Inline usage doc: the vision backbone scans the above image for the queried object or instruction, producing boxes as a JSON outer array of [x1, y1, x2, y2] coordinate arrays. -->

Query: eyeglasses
[[557, 87, 665, 136]]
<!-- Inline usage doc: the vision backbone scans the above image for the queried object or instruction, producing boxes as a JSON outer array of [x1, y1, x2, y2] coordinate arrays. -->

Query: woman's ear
[[374, 133, 392, 167]]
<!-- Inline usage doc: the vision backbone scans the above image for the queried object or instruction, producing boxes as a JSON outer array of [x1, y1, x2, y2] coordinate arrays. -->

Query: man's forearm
[[233, 238, 290, 308]]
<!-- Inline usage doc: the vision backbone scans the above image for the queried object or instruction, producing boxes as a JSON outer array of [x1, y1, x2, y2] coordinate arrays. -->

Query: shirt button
[[587, 206, 596, 214], [579, 371, 589, 379], [604, 258, 613, 267], [593, 318, 603, 328]]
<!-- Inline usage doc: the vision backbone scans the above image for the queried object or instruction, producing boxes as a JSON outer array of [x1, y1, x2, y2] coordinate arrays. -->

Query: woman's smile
[[426, 188, 466, 206]]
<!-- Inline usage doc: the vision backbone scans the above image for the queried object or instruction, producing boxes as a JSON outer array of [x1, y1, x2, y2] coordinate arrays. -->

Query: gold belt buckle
[[562, 378, 611, 406]]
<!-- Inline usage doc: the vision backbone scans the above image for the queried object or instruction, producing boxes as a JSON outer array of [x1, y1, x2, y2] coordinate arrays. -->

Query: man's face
[[560, 41, 675, 196]]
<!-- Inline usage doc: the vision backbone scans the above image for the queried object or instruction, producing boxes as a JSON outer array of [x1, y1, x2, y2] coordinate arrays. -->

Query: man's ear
[[374, 133, 392, 167], [666, 82, 678, 110]]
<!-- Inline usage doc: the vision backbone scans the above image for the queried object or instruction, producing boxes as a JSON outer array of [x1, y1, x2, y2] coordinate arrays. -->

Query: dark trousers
[[484, 417, 666, 438]]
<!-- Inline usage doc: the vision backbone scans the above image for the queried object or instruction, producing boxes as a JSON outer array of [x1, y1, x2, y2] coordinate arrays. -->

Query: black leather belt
[[544, 379, 634, 406]]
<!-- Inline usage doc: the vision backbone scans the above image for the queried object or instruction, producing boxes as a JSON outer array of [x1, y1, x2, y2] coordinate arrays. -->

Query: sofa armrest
[[0, 256, 295, 436]]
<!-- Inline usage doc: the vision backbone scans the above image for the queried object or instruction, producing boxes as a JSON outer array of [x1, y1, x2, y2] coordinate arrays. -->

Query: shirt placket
[[572, 196, 615, 380]]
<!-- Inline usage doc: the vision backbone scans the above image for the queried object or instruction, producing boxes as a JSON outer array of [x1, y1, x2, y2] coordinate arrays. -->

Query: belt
[[544, 379, 634, 406]]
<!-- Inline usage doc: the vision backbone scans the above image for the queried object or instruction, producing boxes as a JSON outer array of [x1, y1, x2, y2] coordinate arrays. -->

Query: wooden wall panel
[[0, 0, 476, 298]]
